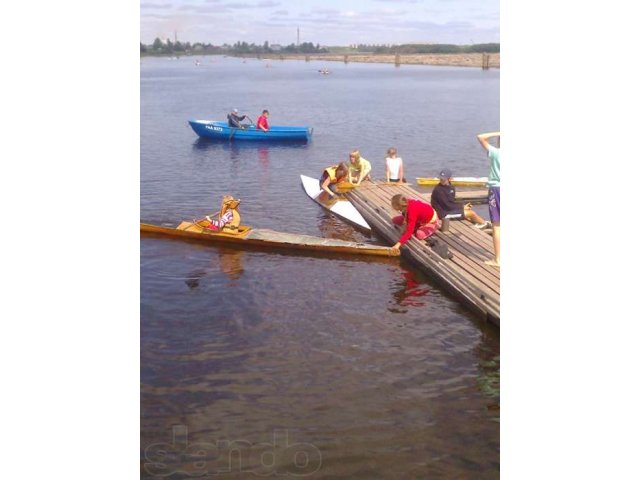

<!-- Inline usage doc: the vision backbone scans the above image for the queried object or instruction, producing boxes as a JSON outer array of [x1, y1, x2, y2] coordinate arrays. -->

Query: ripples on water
[[141, 56, 499, 478]]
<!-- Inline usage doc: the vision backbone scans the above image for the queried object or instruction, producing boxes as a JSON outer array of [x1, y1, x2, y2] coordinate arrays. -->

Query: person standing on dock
[[256, 109, 270, 132], [347, 150, 372, 185], [390, 194, 441, 253], [431, 168, 490, 228], [477, 131, 500, 267], [385, 147, 406, 183]]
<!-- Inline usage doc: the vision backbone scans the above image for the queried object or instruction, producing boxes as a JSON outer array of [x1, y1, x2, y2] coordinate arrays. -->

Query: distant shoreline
[[142, 52, 500, 69], [255, 53, 500, 69]]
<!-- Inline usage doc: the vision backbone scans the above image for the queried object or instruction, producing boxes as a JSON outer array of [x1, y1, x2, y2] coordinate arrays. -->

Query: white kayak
[[300, 175, 371, 231]]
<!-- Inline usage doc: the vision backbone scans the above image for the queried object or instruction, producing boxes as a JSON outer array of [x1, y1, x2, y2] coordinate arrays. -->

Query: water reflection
[[218, 248, 244, 284], [388, 267, 431, 313], [183, 248, 245, 290], [474, 330, 500, 418], [192, 137, 310, 151], [184, 268, 206, 290], [257, 146, 269, 166], [316, 212, 368, 242], [191, 138, 310, 165]]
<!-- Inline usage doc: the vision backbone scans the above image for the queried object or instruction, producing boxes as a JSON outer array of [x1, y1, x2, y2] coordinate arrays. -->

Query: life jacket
[[219, 195, 241, 231], [323, 165, 344, 183]]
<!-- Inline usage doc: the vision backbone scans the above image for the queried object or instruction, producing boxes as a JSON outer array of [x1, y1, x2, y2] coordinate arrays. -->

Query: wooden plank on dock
[[347, 181, 499, 325]]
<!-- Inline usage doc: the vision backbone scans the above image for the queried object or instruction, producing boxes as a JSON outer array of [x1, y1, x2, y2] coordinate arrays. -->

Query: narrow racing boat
[[141, 220, 396, 257]]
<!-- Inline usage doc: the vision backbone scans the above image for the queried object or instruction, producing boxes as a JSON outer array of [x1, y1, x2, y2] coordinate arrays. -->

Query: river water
[[141, 56, 500, 478]]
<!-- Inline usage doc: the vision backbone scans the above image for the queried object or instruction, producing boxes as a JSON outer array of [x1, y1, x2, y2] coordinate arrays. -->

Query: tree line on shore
[[140, 38, 499, 56], [140, 39, 327, 56]]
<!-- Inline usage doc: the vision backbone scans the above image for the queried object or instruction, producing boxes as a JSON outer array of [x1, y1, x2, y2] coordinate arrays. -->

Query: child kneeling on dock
[[390, 194, 441, 253], [205, 195, 241, 232]]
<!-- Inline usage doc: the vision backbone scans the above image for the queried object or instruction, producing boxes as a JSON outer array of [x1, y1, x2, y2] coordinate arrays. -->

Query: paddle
[[335, 182, 357, 194]]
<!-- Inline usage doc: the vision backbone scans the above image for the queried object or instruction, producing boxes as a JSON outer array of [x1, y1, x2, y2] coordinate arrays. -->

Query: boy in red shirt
[[256, 109, 269, 132], [390, 194, 440, 252]]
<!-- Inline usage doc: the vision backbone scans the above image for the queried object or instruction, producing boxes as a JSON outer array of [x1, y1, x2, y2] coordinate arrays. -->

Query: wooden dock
[[347, 182, 499, 325]]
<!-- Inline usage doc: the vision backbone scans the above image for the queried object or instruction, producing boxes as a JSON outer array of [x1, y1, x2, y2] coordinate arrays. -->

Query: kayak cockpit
[[176, 220, 252, 238]]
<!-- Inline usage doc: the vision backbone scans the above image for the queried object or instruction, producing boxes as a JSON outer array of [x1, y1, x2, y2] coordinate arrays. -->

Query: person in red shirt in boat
[[390, 194, 441, 253], [256, 109, 270, 132]]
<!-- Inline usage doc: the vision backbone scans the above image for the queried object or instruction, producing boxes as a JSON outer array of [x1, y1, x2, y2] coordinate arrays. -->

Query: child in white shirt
[[385, 147, 405, 183]]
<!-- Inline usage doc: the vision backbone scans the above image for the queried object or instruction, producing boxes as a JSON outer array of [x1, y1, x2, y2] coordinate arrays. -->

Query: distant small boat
[[416, 176, 488, 187], [318, 68, 331, 75], [189, 120, 313, 142], [300, 175, 371, 231]]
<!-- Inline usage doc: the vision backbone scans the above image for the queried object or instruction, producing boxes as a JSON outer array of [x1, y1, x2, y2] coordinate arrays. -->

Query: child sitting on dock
[[390, 194, 441, 252], [205, 195, 241, 232], [430, 168, 490, 229], [385, 147, 406, 183], [319, 162, 349, 198]]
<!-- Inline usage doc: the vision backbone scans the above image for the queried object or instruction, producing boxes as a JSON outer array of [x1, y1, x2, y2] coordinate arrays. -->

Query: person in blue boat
[[256, 110, 270, 132], [477, 131, 500, 268], [227, 108, 249, 128]]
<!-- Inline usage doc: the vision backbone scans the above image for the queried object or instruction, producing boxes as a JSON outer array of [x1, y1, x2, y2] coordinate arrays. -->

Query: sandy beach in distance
[[255, 53, 500, 68]]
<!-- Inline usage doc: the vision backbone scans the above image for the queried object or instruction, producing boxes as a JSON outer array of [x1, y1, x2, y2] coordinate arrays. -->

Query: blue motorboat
[[188, 120, 313, 142]]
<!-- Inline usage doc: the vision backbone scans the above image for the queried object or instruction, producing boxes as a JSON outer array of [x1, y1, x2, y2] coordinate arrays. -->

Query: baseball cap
[[439, 168, 453, 179], [232, 108, 238, 113]]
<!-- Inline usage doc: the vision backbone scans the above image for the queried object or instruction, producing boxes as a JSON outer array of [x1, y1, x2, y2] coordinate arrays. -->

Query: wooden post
[[344, 54, 349, 64], [482, 53, 490, 70], [395, 53, 401, 67], [279, 54, 284, 60], [305, 55, 310, 62]]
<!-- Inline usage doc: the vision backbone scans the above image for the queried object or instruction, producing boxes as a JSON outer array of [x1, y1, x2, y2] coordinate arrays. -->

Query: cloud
[[141, 0, 498, 45], [223, 1, 279, 8], [175, 3, 231, 13], [140, 2, 172, 8], [311, 8, 340, 15]]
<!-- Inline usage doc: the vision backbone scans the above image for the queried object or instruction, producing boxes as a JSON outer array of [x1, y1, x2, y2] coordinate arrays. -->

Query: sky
[[140, 0, 499, 46]]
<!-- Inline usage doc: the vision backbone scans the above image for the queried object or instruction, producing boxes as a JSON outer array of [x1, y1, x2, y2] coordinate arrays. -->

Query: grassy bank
[[239, 53, 500, 68], [140, 52, 500, 69]]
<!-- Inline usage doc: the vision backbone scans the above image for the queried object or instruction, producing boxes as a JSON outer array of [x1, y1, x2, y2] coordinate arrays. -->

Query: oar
[[190, 210, 219, 229]]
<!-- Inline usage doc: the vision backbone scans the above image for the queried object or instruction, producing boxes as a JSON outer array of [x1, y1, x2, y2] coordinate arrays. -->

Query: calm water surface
[[141, 56, 499, 478]]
